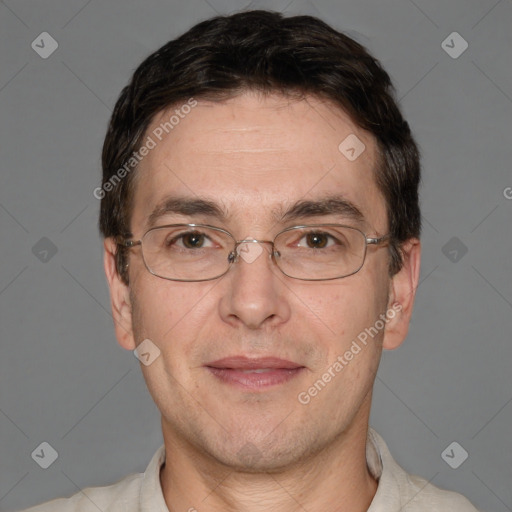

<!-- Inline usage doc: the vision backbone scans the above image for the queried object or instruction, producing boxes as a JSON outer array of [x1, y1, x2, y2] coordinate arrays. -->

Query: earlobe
[[382, 239, 421, 351], [103, 238, 136, 351]]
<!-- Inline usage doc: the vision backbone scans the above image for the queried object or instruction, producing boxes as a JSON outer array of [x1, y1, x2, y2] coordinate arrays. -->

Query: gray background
[[0, 0, 511, 510]]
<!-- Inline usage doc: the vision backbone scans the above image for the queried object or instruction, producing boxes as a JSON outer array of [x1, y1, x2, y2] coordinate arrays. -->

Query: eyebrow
[[146, 194, 366, 229], [280, 196, 366, 224], [146, 196, 228, 228]]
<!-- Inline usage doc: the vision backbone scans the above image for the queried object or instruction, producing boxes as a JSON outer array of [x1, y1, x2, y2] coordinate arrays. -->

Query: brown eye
[[163, 231, 212, 249], [305, 233, 330, 249], [181, 232, 206, 248]]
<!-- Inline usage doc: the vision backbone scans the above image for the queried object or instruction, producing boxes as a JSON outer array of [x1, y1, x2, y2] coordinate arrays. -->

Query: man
[[22, 9, 479, 512]]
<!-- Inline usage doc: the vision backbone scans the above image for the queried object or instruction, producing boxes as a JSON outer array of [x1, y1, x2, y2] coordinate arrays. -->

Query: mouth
[[205, 356, 305, 390]]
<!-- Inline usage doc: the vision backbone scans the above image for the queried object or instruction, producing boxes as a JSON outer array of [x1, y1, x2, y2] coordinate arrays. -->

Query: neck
[[159, 408, 378, 512]]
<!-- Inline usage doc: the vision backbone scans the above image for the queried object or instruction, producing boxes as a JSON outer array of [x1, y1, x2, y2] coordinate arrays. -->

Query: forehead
[[131, 92, 386, 234]]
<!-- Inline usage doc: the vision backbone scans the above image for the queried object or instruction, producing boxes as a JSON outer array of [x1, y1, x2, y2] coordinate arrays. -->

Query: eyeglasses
[[119, 223, 390, 282]]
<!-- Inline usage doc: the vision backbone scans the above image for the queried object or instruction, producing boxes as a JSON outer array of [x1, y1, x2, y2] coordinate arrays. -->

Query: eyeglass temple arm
[[366, 234, 391, 245], [117, 239, 141, 248]]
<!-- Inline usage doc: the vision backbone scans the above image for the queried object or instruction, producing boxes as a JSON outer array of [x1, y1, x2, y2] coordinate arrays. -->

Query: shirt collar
[[366, 428, 403, 511], [139, 444, 168, 512]]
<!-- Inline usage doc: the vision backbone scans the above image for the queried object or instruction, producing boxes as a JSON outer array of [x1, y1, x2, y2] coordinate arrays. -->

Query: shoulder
[[398, 471, 481, 511], [17, 445, 167, 512], [368, 428, 480, 511], [17, 472, 143, 512]]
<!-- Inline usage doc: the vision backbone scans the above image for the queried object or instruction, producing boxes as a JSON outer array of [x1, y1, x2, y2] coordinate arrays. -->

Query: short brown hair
[[100, 10, 421, 283]]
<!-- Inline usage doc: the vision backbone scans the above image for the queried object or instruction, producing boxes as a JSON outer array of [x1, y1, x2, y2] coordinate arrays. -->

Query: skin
[[104, 91, 421, 512]]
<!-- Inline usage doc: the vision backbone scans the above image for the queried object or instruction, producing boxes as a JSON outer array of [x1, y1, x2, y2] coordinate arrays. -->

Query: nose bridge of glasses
[[229, 239, 276, 263], [237, 238, 273, 245]]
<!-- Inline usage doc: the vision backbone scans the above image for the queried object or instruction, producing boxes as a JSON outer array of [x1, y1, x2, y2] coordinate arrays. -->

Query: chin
[[199, 425, 325, 474]]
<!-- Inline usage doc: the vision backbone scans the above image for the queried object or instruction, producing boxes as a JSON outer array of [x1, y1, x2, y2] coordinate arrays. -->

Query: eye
[[297, 232, 336, 249], [167, 231, 215, 249]]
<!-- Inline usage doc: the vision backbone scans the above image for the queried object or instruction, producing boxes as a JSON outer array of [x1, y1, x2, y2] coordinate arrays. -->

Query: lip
[[207, 356, 302, 370], [205, 356, 305, 390]]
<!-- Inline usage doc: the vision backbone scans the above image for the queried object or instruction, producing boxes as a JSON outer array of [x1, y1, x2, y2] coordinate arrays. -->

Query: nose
[[218, 240, 291, 330]]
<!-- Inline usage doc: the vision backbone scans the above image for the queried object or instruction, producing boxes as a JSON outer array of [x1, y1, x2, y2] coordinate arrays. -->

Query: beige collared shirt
[[19, 428, 480, 511]]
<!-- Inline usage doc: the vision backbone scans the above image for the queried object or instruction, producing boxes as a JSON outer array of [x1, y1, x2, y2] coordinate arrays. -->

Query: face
[[105, 92, 419, 471]]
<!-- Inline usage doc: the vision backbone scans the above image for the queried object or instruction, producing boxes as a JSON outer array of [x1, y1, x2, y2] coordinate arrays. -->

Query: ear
[[103, 238, 136, 351], [382, 238, 421, 350]]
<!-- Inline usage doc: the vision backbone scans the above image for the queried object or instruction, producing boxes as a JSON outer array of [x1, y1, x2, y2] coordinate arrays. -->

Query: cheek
[[130, 274, 217, 355], [299, 278, 384, 337], [294, 277, 390, 385]]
